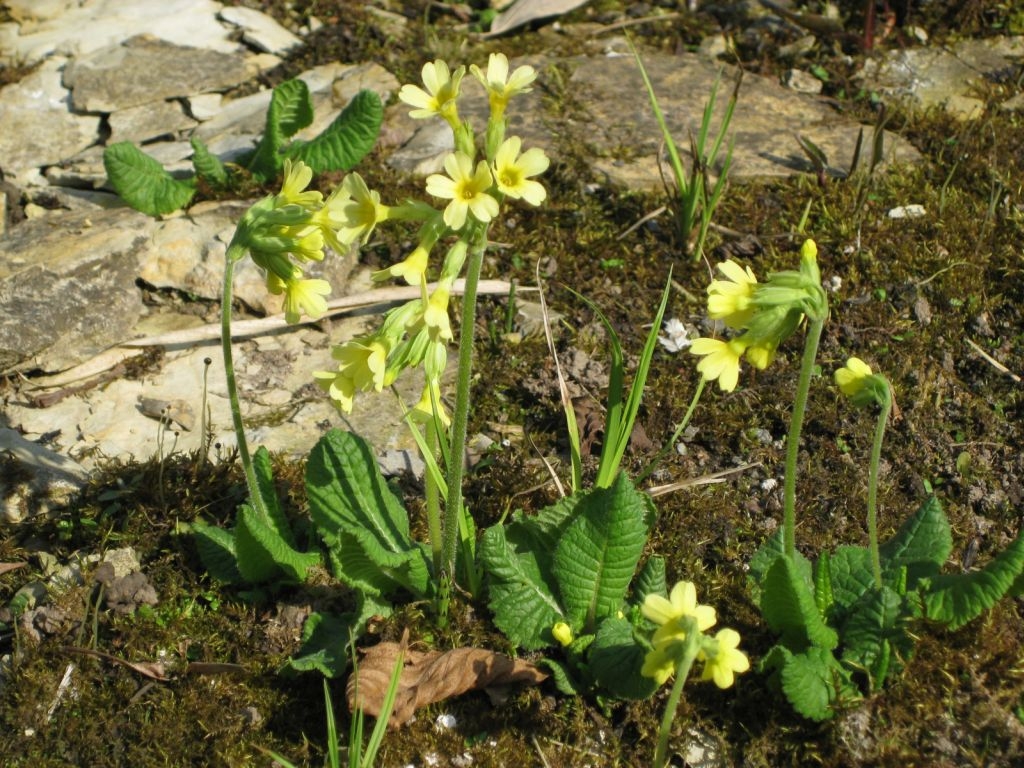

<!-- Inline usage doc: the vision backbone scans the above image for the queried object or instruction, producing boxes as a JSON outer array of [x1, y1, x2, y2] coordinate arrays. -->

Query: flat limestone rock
[[108, 100, 198, 144], [64, 35, 256, 113], [0, 207, 155, 374], [218, 6, 303, 55]]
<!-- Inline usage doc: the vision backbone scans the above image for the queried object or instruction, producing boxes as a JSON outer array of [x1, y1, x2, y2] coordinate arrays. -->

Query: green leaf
[[235, 503, 321, 583], [252, 446, 292, 546], [103, 141, 196, 215], [190, 135, 228, 187], [632, 556, 667, 606], [248, 78, 315, 181], [306, 430, 427, 597], [747, 527, 814, 600], [287, 89, 383, 174], [324, 530, 427, 597], [288, 597, 389, 678], [774, 646, 857, 721], [539, 658, 586, 696], [827, 545, 874, 619], [879, 496, 952, 586], [554, 474, 652, 630], [840, 585, 914, 691], [923, 532, 1024, 630], [587, 616, 660, 700], [814, 549, 834, 616], [760, 554, 838, 651], [480, 523, 565, 650], [190, 521, 242, 584]]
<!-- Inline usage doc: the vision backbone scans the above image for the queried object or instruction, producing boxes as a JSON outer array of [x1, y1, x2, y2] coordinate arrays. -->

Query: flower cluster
[[690, 239, 828, 392], [314, 54, 549, 421], [640, 581, 749, 689]]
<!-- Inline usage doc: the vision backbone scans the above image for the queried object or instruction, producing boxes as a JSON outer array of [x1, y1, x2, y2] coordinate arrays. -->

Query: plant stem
[[221, 250, 268, 518], [867, 383, 892, 588], [442, 227, 487, 581], [653, 628, 700, 768], [424, 418, 443, 574], [782, 317, 825, 559]]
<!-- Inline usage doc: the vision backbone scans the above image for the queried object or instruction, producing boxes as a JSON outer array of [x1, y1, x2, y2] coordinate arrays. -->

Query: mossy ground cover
[[3, 1, 1024, 765]]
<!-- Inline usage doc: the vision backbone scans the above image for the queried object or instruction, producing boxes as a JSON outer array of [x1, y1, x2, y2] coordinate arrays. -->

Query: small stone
[[218, 6, 303, 55], [783, 68, 822, 95], [887, 204, 926, 219]]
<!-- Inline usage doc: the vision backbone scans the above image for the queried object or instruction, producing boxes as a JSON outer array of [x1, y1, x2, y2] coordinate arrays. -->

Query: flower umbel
[[426, 152, 499, 230], [493, 136, 549, 205]]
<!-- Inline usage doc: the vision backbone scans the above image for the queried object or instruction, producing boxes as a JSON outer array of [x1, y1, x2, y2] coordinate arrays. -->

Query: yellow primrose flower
[[642, 581, 717, 632], [640, 643, 677, 686], [707, 260, 757, 329], [470, 52, 536, 117], [280, 225, 326, 262], [552, 622, 573, 647], [835, 356, 873, 398], [408, 379, 451, 428], [744, 340, 777, 371], [423, 283, 453, 341], [426, 152, 499, 230], [689, 337, 748, 392], [334, 338, 390, 392], [266, 275, 331, 324], [493, 137, 549, 205], [275, 159, 323, 210], [399, 59, 465, 124], [335, 173, 389, 245], [313, 368, 356, 413], [373, 245, 430, 286], [698, 628, 750, 689]]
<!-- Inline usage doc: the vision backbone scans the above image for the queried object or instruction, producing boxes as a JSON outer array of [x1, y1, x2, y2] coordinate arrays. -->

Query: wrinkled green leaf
[[772, 645, 857, 721], [251, 446, 291, 545], [879, 496, 951, 586], [632, 556, 667, 606], [840, 585, 913, 691], [288, 596, 390, 677], [248, 78, 315, 181], [555, 474, 652, 631], [924, 532, 1024, 630], [827, 545, 874, 620], [104, 141, 196, 215], [235, 503, 321, 583], [191, 521, 242, 584], [190, 135, 228, 187], [760, 554, 838, 651], [481, 523, 565, 650], [287, 89, 383, 174], [540, 657, 586, 696], [306, 430, 427, 598], [588, 616, 659, 700]]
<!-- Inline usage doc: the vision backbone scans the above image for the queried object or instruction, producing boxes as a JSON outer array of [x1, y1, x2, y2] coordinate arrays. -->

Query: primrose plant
[[689, 240, 1024, 720], [191, 53, 551, 662]]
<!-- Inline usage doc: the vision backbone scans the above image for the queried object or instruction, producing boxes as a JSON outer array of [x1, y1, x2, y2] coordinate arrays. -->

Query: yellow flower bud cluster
[[690, 239, 828, 392]]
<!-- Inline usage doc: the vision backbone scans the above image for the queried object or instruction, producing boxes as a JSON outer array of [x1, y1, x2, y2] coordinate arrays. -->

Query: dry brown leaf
[[347, 638, 547, 727], [0, 562, 27, 576]]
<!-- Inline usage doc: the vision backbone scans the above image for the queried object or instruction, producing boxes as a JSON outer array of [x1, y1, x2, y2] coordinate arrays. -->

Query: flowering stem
[[653, 627, 701, 768], [442, 226, 488, 585], [867, 382, 892, 589], [782, 316, 825, 559], [221, 248, 269, 519], [425, 418, 443, 574]]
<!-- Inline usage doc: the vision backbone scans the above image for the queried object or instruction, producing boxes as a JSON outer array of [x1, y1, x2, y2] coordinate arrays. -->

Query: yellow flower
[[698, 628, 750, 689], [313, 368, 356, 413], [282, 225, 326, 262], [275, 159, 322, 210], [373, 245, 430, 286], [470, 52, 536, 117], [552, 622, 573, 647], [423, 284, 453, 341], [689, 337, 748, 392], [408, 379, 450, 428], [707, 260, 757, 329], [642, 581, 717, 633], [426, 152, 499, 230], [266, 272, 331, 324], [744, 340, 777, 371], [493, 136, 549, 205], [334, 338, 390, 392], [835, 356, 873, 398], [640, 643, 677, 686], [335, 173, 389, 245], [399, 59, 465, 124]]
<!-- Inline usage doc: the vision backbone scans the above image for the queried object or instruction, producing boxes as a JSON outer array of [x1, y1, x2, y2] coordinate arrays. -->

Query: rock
[[4, 0, 78, 23], [0, 0, 237, 67], [218, 6, 303, 55], [64, 35, 257, 113], [783, 68, 823, 94], [0, 207, 155, 374], [0, 428, 86, 524], [0, 58, 101, 184], [108, 100, 197, 144], [859, 37, 1024, 119]]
